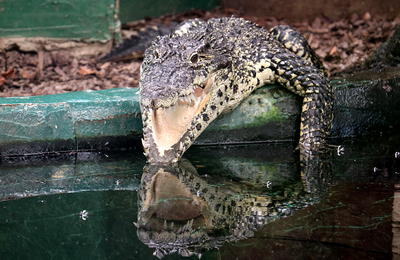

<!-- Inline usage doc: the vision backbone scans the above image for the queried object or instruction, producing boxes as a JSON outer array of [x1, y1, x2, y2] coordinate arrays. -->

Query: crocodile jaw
[[141, 77, 213, 164], [139, 168, 209, 228], [151, 87, 210, 155]]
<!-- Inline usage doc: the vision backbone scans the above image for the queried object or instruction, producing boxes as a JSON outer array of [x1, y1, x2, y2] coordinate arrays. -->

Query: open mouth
[[138, 169, 210, 232], [144, 76, 214, 158]]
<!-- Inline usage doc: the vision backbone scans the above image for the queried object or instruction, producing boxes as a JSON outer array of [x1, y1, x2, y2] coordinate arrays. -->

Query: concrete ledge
[[0, 88, 142, 155], [0, 37, 113, 58], [0, 67, 399, 156]]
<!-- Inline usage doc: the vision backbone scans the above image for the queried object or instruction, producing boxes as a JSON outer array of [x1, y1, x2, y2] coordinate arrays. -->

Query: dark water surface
[[1, 135, 399, 260]]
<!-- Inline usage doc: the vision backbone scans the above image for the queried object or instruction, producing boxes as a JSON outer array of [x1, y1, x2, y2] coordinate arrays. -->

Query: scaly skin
[[135, 158, 329, 258], [139, 17, 334, 164], [100, 23, 178, 62]]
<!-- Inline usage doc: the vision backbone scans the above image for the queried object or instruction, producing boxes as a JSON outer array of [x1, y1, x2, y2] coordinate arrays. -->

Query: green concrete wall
[[0, 0, 219, 41], [0, 88, 142, 155], [0, 0, 119, 41], [119, 0, 219, 24]]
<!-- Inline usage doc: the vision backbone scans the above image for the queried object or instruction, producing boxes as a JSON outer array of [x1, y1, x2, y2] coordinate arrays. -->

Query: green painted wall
[[0, 0, 219, 40], [119, 0, 219, 24], [0, 0, 118, 41]]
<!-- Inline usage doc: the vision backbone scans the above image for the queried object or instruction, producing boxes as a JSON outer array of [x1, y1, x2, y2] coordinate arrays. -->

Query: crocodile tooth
[[182, 221, 188, 231], [141, 138, 148, 148], [177, 227, 183, 234], [189, 93, 195, 102], [179, 142, 184, 151], [179, 97, 185, 102], [163, 220, 168, 230], [183, 219, 192, 231], [189, 219, 194, 230], [181, 222, 186, 231], [165, 107, 169, 115], [171, 105, 176, 111], [170, 221, 174, 230]]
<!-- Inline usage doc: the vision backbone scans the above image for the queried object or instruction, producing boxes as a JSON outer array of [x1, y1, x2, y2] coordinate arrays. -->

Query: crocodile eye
[[190, 53, 199, 63]]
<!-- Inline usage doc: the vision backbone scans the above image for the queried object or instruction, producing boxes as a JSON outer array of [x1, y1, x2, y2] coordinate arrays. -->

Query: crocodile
[[135, 158, 330, 258], [139, 17, 334, 164]]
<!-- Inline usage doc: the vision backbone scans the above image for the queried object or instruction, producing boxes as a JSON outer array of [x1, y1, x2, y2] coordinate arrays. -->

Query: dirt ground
[[0, 6, 399, 97]]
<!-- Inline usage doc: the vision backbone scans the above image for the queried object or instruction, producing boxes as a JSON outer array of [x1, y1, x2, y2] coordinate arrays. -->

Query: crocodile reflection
[[136, 153, 330, 259]]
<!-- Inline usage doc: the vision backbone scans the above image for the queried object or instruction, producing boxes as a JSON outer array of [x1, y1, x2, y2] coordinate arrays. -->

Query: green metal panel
[[0, 0, 118, 41], [119, 0, 220, 24]]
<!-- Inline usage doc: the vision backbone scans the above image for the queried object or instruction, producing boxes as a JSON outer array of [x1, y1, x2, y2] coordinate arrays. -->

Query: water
[[0, 135, 399, 260]]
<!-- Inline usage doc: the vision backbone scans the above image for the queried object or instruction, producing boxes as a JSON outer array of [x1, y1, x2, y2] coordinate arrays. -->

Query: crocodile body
[[100, 23, 177, 62], [139, 17, 334, 164]]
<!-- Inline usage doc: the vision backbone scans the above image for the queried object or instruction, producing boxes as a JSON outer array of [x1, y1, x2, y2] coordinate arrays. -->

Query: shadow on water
[[0, 135, 400, 260]]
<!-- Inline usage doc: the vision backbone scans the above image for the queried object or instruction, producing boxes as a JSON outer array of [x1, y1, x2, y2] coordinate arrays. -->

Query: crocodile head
[[136, 160, 223, 259], [139, 20, 235, 163]]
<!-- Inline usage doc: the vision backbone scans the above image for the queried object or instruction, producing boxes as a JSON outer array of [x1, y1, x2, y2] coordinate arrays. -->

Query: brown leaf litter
[[0, 7, 398, 97]]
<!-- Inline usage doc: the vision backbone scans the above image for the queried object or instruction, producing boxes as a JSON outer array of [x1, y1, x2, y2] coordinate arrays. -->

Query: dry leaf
[[78, 66, 97, 76], [0, 76, 5, 86], [54, 67, 67, 77], [363, 12, 371, 21], [21, 70, 36, 79], [96, 70, 106, 78], [2, 67, 15, 79], [329, 46, 338, 55], [100, 62, 111, 70], [35, 51, 44, 80]]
